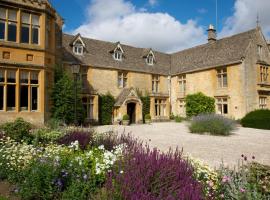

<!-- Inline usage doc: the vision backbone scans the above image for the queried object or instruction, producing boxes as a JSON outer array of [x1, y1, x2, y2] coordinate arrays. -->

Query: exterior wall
[[171, 64, 246, 119], [0, 1, 61, 125]]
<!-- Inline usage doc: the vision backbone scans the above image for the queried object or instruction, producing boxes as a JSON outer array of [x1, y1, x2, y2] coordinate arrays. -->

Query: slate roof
[[62, 34, 171, 75], [114, 88, 132, 107], [62, 28, 260, 76]]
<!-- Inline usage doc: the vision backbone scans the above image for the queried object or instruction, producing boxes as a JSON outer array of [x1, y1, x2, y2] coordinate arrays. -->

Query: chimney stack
[[208, 24, 216, 43]]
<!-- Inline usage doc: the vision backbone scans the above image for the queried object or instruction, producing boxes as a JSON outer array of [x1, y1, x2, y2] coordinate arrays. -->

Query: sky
[[50, 0, 270, 53]]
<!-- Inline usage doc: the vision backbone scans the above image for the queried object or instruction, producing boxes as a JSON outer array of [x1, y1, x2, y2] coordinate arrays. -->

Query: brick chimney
[[207, 24, 216, 43]]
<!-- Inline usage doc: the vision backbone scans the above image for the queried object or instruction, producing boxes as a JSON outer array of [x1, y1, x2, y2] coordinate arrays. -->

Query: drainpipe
[[168, 75, 171, 115]]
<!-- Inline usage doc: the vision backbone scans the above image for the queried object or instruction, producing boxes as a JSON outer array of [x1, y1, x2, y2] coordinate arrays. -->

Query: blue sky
[[50, 0, 270, 53]]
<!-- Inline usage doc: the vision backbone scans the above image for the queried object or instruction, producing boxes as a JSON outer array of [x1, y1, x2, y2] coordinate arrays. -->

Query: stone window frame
[[152, 75, 160, 93], [82, 96, 94, 119], [178, 74, 186, 94], [259, 96, 267, 109], [146, 51, 155, 65], [217, 68, 228, 88], [117, 71, 128, 88], [216, 97, 228, 115], [0, 7, 18, 42], [178, 98, 186, 115], [21, 12, 40, 45], [154, 98, 166, 117], [260, 66, 268, 83], [0, 68, 39, 112], [257, 45, 263, 56]]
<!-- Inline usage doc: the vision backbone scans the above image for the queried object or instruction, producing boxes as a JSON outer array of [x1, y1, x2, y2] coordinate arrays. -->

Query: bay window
[[21, 12, 40, 44], [0, 8, 17, 42]]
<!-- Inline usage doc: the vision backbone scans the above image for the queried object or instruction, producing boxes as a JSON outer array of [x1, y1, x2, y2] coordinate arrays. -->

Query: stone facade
[[0, 1, 269, 125]]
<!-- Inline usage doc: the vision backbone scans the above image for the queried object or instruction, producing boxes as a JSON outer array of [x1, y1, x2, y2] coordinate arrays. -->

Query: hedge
[[98, 93, 115, 125], [141, 96, 150, 123], [185, 92, 215, 117], [241, 109, 270, 130]]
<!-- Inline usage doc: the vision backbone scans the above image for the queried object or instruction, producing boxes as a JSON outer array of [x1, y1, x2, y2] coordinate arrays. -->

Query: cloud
[[198, 8, 207, 14], [148, 0, 157, 6], [220, 0, 270, 38], [73, 0, 206, 53]]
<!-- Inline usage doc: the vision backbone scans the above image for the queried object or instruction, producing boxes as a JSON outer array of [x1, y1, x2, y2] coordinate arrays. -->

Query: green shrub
[[141, 96, 150, 123], [33, 129, 64, 145], [185, 92, 215, 117], [46, 118, 64, 130], [145, 114, 151, 120], [0, 196, 8, 200], [0, 118, 33, 143], [241, 109, 270, 130], [189, 114, 237, 136], [174, 115, 184, 123], [170, 113, 175, 120], [98, 93, 115, 125], [122, 114, 129, 120], [246, 162, 270, 196]]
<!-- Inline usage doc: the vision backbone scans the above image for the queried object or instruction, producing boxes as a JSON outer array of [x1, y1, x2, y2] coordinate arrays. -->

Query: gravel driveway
[[95, 122, 270, 168]]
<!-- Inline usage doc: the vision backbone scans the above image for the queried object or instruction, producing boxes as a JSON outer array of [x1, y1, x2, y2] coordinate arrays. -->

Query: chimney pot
[[207, 24, 216, 43]]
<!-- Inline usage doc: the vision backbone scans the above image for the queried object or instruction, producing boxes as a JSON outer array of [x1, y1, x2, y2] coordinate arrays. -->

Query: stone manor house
[[0, 0, 270, 125]]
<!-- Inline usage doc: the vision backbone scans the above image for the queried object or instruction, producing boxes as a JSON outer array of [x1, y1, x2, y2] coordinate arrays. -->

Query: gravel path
[[95, 122, 270, 168]]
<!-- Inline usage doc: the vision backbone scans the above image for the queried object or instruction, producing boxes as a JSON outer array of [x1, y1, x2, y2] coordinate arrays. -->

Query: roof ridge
[[62, 33, 170, 55]]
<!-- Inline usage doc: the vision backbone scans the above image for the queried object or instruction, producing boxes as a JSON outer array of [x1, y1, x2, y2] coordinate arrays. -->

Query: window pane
[[7, 85, 15, 111], [223, 104, 228, 114], [223, 75, 228, 87], [8, 22, 16, 42], [7, 70, 16, 83], [0, 20, 5, 39], [20, 86, 28, 111], [32, 27, 39, 44], [8, 10, 17, 21], [21, 25, 29, 43], [0, 85, 3, 110], [31, 87, 38, 111], [0, 70, 4, 82], [32, 15, 39, 25], [0, 8, 6, 19], [30, 72, 39, 84], [20, 71, 28, 84], [21, 13, 30, 24]]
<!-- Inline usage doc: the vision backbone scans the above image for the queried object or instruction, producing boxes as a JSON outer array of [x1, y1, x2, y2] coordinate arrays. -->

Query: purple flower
[[240, 188, 246, 193]]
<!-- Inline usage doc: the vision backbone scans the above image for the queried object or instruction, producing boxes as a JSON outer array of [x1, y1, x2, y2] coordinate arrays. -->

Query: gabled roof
[[171, 28, 258, 75], [114, 88, 141, 107], [62, 27, 263, 76], [62, 34, 171, 75]]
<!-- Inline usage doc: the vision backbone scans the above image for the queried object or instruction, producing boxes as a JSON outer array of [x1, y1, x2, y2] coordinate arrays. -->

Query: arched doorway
[[127, 102, 136, 124]]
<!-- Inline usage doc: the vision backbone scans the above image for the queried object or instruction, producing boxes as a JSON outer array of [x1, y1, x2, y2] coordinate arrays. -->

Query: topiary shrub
[[98, 93, 115, 125], [185, 92, 215, 117], [122, 114, 129, 121], [189, 114, 237, 136], [174, 115, 184, 123], [145, 114, 151, 120], [0, 118, 33, 142], [241, 109, 270, 130]]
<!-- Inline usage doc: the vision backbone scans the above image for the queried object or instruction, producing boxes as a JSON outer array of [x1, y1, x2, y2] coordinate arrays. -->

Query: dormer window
[[71, 34, 86, 56], [73, 41, 84, 55], [145, 50, 155, 65], [114, 48, 122, 61]]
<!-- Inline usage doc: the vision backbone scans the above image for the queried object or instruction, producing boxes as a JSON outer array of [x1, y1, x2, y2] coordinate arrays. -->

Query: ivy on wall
[[98, 93, 115, 125], [185, 92, 215, 117]]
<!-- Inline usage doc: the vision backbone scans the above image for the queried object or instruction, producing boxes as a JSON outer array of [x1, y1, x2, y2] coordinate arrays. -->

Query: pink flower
[[208, 181, 214, 187], [222, 176, 230, 183], [220, 194, 224, 198], [240, 188, 246, 193]]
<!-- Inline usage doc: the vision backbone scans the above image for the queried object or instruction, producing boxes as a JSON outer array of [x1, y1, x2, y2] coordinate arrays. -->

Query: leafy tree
[[185, 92, 215, 117], [51, 70, 84, 125], [98, 93, 115, 125], [136, 89, 150, 123]]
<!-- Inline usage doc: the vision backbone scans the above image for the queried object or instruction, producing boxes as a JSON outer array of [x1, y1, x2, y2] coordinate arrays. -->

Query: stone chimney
[[207, 24, 216, 43]]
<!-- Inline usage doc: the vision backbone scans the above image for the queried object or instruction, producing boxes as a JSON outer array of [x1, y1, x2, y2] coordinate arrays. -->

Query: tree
[[51, 70, 85, 125], [185, 92, 215, 117], [98, 93, 115, 125]]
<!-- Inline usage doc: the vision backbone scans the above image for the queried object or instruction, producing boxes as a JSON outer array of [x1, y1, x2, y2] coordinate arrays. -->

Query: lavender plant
[[189, 113, 237, 136], [106, 135, 204, 200]]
